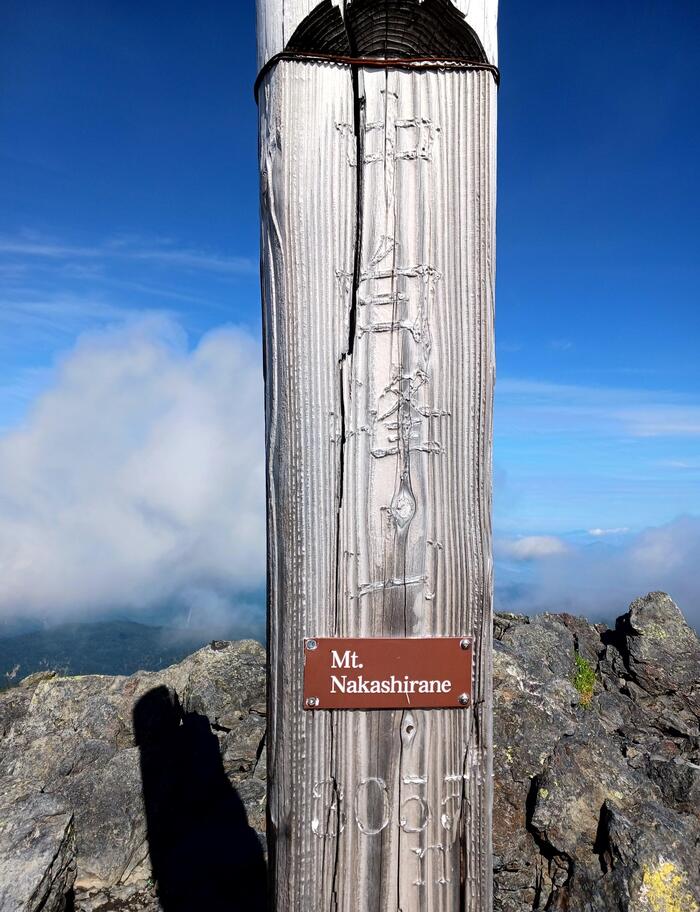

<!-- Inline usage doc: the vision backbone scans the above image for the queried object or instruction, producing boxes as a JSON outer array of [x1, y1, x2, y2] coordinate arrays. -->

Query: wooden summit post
[[256, 2, 498, 909]]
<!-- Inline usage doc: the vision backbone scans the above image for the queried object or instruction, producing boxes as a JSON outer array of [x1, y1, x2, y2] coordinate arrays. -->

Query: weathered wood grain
[[258, 4, 497, 908], [256, 1, 498, 70]]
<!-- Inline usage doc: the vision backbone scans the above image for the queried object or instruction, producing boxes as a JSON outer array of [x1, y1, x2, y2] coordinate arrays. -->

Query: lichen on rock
[[637, 858, 697, 912]]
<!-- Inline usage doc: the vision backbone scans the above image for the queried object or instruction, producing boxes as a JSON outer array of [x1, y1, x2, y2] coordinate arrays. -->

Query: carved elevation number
[[312, 773, 465, 888]]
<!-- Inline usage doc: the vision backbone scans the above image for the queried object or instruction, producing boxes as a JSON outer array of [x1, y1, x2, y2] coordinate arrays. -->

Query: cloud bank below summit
[[0, 316, 265, 631], [0, 314, 697, 633], [497, 516, 700, 627]]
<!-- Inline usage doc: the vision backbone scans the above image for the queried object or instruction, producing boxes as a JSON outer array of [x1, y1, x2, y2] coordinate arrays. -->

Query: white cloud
[[3, 317, 697, 635], [0, 316, 265, 627], [497, 535, 569, 560], [498, 515, 700, 626], [588, 527, 629, 537]]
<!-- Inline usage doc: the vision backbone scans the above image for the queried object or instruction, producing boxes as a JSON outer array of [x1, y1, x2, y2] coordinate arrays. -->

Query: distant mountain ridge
[[0, 619, 253, 683]]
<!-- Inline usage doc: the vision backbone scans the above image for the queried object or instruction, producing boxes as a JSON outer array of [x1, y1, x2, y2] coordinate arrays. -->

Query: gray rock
[[498, 613, 582, 683], [598, 800, 699, 912], [0, 786, 75, 912], [623, 592, 699, 698], [2, 594, 698, 911], [608, 592, 700, 747], [53, 747, 147, 890], [493, 592, 700, 911], [75, 883, 159, 912], [646, 755, 700, 817], [0, 640, 267, 911]]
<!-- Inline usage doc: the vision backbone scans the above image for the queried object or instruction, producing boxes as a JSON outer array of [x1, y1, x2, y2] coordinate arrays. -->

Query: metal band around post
[[254, 51, 500, 101]]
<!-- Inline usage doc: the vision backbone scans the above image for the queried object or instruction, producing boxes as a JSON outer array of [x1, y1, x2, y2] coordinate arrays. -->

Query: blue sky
[[1, 1, 699, 629]]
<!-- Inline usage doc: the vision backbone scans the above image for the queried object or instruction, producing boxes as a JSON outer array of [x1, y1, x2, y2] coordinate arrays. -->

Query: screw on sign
[[256, 1, 498, 909]]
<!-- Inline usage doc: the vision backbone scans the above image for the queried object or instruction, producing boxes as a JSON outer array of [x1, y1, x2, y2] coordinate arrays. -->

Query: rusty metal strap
[[254, 51, 500, 101]]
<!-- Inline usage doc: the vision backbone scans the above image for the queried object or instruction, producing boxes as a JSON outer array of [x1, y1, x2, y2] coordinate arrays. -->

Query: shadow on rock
[[133, 686, 267, 912]]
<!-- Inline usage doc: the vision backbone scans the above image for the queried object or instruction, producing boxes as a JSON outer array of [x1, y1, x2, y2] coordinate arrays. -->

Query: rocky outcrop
[[0, 642, 267, 912], [494, 592, 700, 911], [0, 785, 75, 912], [0, 593, 697, 911]]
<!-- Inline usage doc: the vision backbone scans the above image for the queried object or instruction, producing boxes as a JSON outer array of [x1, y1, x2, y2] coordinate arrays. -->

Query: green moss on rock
[[572, 654, 596, 707]]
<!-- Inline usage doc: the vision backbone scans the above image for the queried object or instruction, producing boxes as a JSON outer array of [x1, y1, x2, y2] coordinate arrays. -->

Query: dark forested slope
[[0, 619, 231, 682]]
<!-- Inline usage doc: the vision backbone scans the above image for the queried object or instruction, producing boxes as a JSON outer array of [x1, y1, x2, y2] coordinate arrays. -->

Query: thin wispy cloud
[[93, 279, 210, 307], [0, 298, 129, 325], [588, 527, 630, 537], [0, 233, 256, 277], [497, 377, 700, 438], [661, 460, 700, 471], [620, 406, 700, 437], [129, 247, 256, 275], [549, 339, 573, 351], [0, 239, 91, 258]]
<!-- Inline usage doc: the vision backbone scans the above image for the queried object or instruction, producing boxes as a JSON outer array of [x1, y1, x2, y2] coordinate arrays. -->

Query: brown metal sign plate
[[303, 637, 473, 710]]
